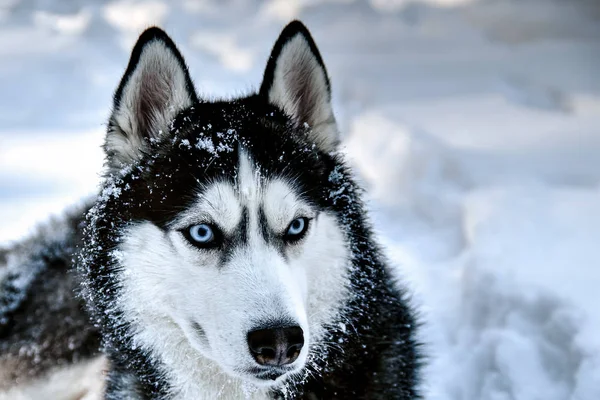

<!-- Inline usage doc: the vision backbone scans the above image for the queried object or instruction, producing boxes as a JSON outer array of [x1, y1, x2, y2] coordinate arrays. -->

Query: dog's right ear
[[105, 27, 197, 172], [260, 21, 337, 153]]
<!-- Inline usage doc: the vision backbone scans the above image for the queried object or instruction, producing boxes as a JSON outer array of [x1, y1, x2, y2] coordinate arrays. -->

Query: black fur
[[0, 21, 422, 399], [0, 205, 100, 389]]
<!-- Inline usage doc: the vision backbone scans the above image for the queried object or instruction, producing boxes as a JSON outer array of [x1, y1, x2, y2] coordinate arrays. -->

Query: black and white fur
[[0, 21, 421, 399]]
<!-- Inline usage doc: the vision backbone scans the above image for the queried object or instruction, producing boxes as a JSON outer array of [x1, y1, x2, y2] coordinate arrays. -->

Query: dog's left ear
[[260, 21, 338, 152]]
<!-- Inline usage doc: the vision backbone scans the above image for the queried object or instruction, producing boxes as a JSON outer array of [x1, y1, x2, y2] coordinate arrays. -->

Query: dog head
[[87, 22, 352, 389]]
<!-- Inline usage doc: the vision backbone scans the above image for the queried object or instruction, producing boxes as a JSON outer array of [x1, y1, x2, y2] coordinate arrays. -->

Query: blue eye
[[186, 224, 216, 247], [285, 217, 309, 241]]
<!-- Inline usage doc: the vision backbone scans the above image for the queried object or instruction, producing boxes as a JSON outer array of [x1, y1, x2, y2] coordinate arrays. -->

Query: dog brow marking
[[239, 206, 249, 245], [219, 205, 249, 267], [235, 150, 284, 252], [257, 206, 272, 244], [258, 206, 287, 259]]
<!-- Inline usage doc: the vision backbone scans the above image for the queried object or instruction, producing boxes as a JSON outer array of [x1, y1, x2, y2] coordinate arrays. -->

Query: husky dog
[[0, 21, 420, 399]]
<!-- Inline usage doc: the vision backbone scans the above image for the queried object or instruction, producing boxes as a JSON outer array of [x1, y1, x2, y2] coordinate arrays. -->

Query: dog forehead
[[178, 151, 307, 230], [235, 151, 307, 223]]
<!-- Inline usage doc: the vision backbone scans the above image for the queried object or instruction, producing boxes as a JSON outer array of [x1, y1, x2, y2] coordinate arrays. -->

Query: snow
[[1, 0, 600, 398], [195, 137, 216, 154]]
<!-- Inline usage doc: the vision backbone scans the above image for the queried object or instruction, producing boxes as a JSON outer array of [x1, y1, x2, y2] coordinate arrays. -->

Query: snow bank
[[346, 109, 600, 399]]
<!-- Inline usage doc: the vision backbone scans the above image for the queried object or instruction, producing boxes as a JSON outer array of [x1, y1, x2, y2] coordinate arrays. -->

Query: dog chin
[[238, 365, 302, 388]]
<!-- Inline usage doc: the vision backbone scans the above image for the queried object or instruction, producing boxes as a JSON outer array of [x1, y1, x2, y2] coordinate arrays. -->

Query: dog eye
[[284, 217, 309, 241], [190, 224, 213, 242], [184, 224, 218, 248]]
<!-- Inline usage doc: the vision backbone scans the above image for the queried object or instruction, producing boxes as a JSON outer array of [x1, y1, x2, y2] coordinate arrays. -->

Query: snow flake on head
[[328, 165, 344, 184], [216, 142, 234, 153], [196, 137, 215, 154], [328, 165, 352, 205], [99, 183, 122, 203], [220, 128, 237, 138], [196, 126, 238, 158], [171, 123, 239, 160]]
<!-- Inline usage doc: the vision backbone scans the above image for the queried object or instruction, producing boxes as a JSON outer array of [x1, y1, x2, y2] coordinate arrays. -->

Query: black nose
[[247, 326, 304, 366]]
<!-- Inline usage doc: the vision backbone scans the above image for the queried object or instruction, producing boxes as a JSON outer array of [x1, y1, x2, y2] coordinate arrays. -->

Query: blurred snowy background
[[1, 0, 599, 398]]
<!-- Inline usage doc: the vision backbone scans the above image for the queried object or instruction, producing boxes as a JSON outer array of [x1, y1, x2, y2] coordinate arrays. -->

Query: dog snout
[[247, 325, 304, 367]]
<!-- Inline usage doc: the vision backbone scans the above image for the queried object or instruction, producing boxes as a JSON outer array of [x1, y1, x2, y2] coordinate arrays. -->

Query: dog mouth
[[244, 366, 296, 382]]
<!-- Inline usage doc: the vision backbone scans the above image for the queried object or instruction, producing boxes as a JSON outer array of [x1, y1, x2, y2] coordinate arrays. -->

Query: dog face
[[92, 23, 351, 388], [116, 154, 349, 386]]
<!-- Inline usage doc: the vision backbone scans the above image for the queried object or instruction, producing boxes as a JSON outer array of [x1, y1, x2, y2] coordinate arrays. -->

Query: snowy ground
[[1, 0, 600, 398]]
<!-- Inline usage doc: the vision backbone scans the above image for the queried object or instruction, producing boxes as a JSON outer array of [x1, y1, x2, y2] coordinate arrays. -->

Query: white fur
[[107, 39, 194, 170], [115, 151, 350, 399], [0, 356, 107, 400], [267, 34, 338, 152]]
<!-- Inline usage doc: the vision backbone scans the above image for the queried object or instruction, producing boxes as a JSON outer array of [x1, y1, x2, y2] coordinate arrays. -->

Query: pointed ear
[[260, 21, 338, 152], [105, 27, 197, 171]]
